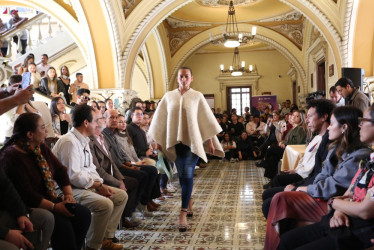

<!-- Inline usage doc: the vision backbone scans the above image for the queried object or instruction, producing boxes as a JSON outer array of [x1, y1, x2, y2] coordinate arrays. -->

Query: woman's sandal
[[178, 209, 188, 232], [187, 197, 194, 217]]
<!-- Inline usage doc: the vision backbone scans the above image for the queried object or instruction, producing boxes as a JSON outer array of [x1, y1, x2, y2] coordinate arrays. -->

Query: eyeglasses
[[359, 117, 374, 124], [133, 113, 143, 117], [82, 96, 90, 100]]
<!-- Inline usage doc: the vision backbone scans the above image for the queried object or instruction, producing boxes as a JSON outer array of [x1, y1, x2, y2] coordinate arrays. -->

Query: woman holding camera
[[0, 113, 91, 250]]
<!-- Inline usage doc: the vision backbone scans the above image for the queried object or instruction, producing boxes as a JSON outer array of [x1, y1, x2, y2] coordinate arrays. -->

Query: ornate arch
[[169, 25, 307, 93], [278, 0, 343, 76]]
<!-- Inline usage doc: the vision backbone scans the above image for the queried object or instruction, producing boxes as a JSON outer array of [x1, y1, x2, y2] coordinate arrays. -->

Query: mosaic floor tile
[[115, 160, 267, 249]]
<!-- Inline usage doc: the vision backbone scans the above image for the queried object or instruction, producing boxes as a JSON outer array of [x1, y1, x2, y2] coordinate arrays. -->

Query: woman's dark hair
[[22, 54, 34, 67], [50, 96, 65, 117], [1, 113, 41, 151], [72, 104, 94, 128], [89, 100, 98, 109], [329, 106, 364, 160], [60, 65, 70, 77]]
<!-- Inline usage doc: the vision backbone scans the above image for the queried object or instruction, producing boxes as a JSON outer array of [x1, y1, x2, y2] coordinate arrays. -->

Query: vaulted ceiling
[[163, 0, 305, 56]]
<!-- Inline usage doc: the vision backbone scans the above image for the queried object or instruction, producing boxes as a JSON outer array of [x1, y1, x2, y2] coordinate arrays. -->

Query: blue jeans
[[175, 143, 199, 208]]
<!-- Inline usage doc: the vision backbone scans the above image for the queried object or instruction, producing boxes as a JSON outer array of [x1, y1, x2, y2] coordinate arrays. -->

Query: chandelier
[[220, 47, 254, 76], [209, 0, 257, 48]]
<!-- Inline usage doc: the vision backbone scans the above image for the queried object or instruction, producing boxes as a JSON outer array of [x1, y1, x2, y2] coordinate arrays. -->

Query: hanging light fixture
[[209, 1, 257, 48], [219, 47, 254, 76]]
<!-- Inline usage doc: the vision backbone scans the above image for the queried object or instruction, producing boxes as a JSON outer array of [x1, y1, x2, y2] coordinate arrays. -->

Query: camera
[[306, 90, 325, 104]]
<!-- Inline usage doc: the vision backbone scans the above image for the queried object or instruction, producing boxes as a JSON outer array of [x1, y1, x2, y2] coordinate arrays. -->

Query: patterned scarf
[[18, 142, 57, 201]]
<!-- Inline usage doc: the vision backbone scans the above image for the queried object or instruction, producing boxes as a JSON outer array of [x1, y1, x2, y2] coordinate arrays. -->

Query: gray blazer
[[307, 146, 371, 199], [89, 135, 125, 188]]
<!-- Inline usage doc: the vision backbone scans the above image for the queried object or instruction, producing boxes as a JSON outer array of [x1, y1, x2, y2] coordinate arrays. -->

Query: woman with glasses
[[0, 113, 91, 250], [278, 105, 374, 250], [264, 106, 371, 250], [50, 97, 72, 138], [148, 67, 224, 232]]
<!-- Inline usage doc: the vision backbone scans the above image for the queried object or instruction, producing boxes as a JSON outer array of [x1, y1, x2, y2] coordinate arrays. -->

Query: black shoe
[[111, 236, 120, 243], [263, 182, 271, 189], [255, 160, 264, 168]]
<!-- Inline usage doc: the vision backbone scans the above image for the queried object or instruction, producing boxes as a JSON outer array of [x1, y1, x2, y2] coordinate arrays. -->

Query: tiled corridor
[[116, 160, 267, 249]]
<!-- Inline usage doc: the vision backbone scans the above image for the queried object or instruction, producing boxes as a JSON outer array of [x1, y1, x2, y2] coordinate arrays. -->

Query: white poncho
[[149, 88, 224, 162]]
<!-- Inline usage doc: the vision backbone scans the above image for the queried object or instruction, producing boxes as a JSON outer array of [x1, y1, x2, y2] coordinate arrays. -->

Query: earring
[[342, 130, 345, 134]]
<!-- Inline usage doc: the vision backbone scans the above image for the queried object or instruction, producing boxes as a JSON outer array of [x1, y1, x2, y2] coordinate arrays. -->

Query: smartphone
[[23, 230, 41, 246], [65, 203, 77, 215]]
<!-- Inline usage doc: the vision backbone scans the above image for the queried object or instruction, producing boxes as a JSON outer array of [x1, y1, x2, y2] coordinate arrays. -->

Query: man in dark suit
[[89, 111, 141, 228]]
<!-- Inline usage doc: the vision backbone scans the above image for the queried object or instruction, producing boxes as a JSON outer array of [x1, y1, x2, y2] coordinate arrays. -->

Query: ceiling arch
[[121, 0, 345, 89], [169, 24, 307, 92]]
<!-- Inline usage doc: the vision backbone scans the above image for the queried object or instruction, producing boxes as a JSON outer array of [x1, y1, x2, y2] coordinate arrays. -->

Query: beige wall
[[131, 64, 150, 100], [184, 49, 294, 112]]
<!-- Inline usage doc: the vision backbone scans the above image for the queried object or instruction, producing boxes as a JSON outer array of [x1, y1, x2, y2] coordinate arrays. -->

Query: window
[[227, 87, 251, 116]]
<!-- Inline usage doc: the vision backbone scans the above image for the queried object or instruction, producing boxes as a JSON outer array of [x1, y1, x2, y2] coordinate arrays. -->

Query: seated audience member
[[280, 99, 291, 116], [105, 99, 114, 110], [246, 115, 266, 146], [57, 66, 71, 105], [73, 88, 90, 106], [236, 131, 256, 160], [0, 169, 54, 250], [40, 67, 61, 98], [52, 104, 127, 250], [89, 100, 99, 111], [278, 104, 374, 250], [262, 110, 307, 186], [280, 112, 293, 141], [229, 114, 244, 139], [335, 77, 370, 113], [98, 100, 106, 115], [125, 98, 143, 124], [329, 85, 344, 107], [89, 111, 141, 228], [221, 132, 238, 163], [257, 111, 283, 158], [264, 106, 371, 250], [116, 114, 155, 166], [50, 96, 72, 138], [102, 109, 158, 216], [69, 72, 89, 105], [267, 99, 335, 188], [1, 113, 91, 250], [127, 107, 156, 160]]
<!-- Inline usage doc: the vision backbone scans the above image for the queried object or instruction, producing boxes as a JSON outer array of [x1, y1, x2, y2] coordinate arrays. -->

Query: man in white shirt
[[329, 86, 345, 107], [52, 104, 127, 250], [36, 54, 52, 77]]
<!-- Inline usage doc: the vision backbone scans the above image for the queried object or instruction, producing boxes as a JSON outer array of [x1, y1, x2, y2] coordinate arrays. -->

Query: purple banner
[[251, 95, 277, 112]]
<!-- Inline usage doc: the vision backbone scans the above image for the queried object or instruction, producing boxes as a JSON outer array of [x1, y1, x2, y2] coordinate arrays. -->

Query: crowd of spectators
[[1, 49, 374, 250]]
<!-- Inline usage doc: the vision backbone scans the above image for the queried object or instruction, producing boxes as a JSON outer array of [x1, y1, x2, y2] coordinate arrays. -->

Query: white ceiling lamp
[[220, 47, 255, 76], [209, 1, 256, 48]]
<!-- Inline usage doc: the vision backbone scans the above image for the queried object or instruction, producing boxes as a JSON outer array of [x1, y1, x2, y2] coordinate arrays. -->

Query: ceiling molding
[[278, 0, 342, 76], [168, 28, 306, 93]]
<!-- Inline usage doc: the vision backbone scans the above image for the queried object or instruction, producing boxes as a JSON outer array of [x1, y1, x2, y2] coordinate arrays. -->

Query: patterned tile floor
[[116, 160, 267, 250]]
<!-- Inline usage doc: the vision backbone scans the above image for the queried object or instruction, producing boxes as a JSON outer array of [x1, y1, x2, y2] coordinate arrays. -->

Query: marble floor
[[116, 160, 267, 250]]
